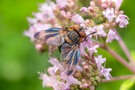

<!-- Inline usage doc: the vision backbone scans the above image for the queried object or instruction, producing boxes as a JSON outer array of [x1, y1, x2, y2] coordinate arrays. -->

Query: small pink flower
[[103, 8, 116, 22], [60, 72, 81, 85], [88, 45, 99, 56], [39, 73, 56, 87], [102, 0, 116, 3], [101, 0, 106, 3], [48, 66, 59, 75], [100, 67, 112, 80], [116, 14, 129, 28], [80, 39, 93, 56], [60, 10, 72, 18], [96, 25, 107, 37], [61, 83, 70, 90], [76, 64, 83, 71], [27, 17, 38, 24], [39, 3, 55, 19], [35, 44, 43, 50], [106, 29, 119, 43], [49, 58, 60, 66], [24, 26, 36, 41], [85, 27, 93, 36], [80, 7, 89, 13], [80, 39, 99, 56], [94, 55, 106, 70], [56, 0, 68, 9], [49, 58, 64, 71], [93, 25, 107, 39], [33, 12, 46, 22], [71, 14, 85, 24], [115, 0, 123, 10], [40, 73, 68, 90], [60, 10, 67, 17]]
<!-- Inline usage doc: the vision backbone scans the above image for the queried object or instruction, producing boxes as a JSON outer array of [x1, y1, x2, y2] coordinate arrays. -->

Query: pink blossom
[[116, 14, 129, 28], [76, 64, 83, 71], [93, 25, 107, 39], [40, 73, 71, 90], [80, 37, 99, 56], [48, 66, 59, 75], [56, 0, 68, 9], [27, 17, 38, 24], [115, 0, 123, 10], [101, 0, 123, 10], [60, 72, 81, 85], [102, 0, 116, 3], [35, 44, 43, 50], [71, 14, 85, 24], [60, 10, 67, 17], [100, 67, 112, 80], [39, 73, 58, 88], [60, 10, 72, 18], [80, 39, 93, 56], [101, 0, 106, 3], [61, 83, 70, 90], [49, 58, 60, 66], [49, 58, 64, 71], [33, 12, 47, 22], [106, 29, 119, 43], [80, 7, 89, 13], [103, 8, 116, 22], [88, 45, 99, 56], [24, 26, 36, 41], [89, 45, 99, 53], [94, 55, 106, 70], [85, 26, 97, 37], [85, 27, 92, 36], [39, 3, 55, 19]]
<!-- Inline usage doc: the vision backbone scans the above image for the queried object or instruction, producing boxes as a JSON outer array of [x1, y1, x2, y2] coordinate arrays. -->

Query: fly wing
[[60, 43, 80, 75], [34, 28, 65, 46]]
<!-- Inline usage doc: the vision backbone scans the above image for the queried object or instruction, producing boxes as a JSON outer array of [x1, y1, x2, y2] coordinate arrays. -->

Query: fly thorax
[[66, 31, 80, 44]]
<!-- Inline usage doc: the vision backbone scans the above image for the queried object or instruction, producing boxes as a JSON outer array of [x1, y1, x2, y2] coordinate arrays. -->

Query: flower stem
[[102, 74, 135, 82], [106, 47, 135, 73], [116, 30, 135, 63]]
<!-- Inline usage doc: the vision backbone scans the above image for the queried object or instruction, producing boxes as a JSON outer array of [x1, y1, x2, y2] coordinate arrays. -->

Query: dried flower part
[[25, 0, 129, 90]]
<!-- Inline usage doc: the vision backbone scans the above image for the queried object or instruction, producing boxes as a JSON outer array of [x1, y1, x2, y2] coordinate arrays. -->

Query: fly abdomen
[[66, 31, 80, 44]]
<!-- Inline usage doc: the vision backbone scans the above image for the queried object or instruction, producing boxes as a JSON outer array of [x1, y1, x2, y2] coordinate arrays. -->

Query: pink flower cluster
[[24, 0, 129, 90], [40, 58, 81, 90]]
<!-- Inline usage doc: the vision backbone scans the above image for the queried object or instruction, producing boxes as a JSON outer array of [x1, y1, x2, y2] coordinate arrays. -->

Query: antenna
[[82, 32, 96, 42]]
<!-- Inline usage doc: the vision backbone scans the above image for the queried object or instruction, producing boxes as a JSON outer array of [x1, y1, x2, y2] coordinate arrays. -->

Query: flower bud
[[90, 1, 95, 6], [82, 83, 89, 88], [101, 3, 107, 9], [90, 86, 95, 90]]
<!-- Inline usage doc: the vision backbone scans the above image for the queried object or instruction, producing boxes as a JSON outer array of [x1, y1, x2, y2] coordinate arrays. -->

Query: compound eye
[[73, 24, 80, 31], [79, 31, 86, 38]]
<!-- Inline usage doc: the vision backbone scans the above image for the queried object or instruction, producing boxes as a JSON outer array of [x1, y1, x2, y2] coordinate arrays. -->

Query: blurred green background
[[0, 0, 135, 90]]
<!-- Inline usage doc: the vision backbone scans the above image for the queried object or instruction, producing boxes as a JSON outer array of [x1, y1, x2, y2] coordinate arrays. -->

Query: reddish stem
[[102, 74, 135, 82], [116, 31, 134, 63]]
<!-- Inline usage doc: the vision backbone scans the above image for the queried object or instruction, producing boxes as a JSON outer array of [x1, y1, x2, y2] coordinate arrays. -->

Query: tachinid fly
[[34, 24, 95, 75]]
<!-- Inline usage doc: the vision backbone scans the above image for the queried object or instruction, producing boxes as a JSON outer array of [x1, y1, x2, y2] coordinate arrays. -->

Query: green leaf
[[120, 77, 135, 90]]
